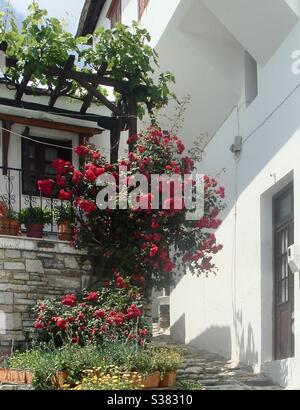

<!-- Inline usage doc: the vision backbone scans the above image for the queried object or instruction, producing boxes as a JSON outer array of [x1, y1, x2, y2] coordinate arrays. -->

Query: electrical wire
[[0, 125, 74, 150]]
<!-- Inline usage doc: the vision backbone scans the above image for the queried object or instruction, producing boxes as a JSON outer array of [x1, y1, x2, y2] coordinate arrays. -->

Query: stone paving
[[154, 334, 283, 391]]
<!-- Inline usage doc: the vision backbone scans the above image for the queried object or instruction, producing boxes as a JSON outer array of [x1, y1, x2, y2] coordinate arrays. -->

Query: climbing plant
[[0, 1, 175, 116]]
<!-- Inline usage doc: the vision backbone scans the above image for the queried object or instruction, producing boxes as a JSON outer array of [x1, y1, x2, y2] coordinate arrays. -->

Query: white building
[[77, 0, 300, 388]]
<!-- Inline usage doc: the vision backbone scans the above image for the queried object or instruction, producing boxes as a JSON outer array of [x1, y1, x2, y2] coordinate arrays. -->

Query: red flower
[[74, 145, 90, 156], [128, 152, 136, 162], [56, 175, 66, 187], [127, 134, 139, 145], [52, 159, 69, 175], [92, 151, 101, 161], [38, 179, 54, 196], [177, 141, 185, 154], [163, 260, 175, 273], [116, 275, 127, 289], [34, 321, 45, 329], [79, 200, 97, 214], [71, 336, 80, 344], [149, 244, 159, 258], [58, 189, 72, 201], [56, 318, 67, 332], [72, 170, 83, 185], [100, 325, 108, 333], [151, 220, 159, 229], [94, 309, 106, 319], [77, 313, 85, 322], [127, 304, 142, 319], [138, 145, 146, 153], [61, 294, 77, 307], [85, 291, 99, 302], [217, 186, 225, 199]]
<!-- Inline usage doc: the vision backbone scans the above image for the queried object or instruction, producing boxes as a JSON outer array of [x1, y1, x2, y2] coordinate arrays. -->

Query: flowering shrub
[[38, 126, 225, 289], [33, 274, 149, 347]]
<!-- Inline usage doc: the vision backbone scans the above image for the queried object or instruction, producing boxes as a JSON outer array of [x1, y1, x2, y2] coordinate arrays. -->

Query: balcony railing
[[0, 166, 65, 235]]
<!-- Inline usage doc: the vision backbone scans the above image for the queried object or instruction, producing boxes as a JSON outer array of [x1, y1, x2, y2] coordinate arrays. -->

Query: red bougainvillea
[[38, 126, 225, 289]]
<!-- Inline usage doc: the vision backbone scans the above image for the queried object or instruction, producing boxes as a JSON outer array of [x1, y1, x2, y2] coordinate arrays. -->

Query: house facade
[[77, 0, 300, 387]]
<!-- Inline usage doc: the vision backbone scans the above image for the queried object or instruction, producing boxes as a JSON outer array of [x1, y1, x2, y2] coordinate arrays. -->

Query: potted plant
[[19, 207, 52, 238], [0, 209, 21, 236], [154, 347, 183, 388], [53, 204, 74, 241]]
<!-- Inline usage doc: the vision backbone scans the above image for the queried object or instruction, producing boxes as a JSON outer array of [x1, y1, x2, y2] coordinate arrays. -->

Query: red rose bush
[[33, 274, 149, 347], [38, 126, 225, 289]]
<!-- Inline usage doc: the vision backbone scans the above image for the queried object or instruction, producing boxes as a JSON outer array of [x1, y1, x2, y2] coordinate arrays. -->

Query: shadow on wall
[[171, 313, 232, 359], [188, 326, 232, 359], [170, 313, 186, 345], [234, 309, 259, 368], [171, 308, 259, 368]]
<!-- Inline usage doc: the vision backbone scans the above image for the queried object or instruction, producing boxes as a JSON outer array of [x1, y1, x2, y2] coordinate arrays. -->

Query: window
[[138, 0, 149, 20], [22, 137, 72, 195], [107, 0, 122, 28], [244, 51, 258, 107]]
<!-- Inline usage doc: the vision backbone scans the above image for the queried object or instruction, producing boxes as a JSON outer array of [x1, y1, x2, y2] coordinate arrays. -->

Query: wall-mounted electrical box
[[288, 245, 300, 274]]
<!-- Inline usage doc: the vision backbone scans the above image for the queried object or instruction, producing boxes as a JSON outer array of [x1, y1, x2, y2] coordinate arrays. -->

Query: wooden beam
[[80, 63, 108, 113], [49, 55, 75, 108], [45, 66, 131, 95], [2, 121, 13, 175], [15, 69, 33, 103], [0, 97, 116, 128], [0, 113, 103, 136], [75, 77, 122, 116]]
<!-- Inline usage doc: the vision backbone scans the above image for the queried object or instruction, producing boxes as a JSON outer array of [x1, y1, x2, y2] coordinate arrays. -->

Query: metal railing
[[0, 166, 64, 235]]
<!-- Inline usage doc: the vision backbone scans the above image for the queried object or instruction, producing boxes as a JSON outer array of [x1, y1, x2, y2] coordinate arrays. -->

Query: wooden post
[[110, 119, 121, 164], [128, 95, 138, 152], [2, 121, 13, 176]]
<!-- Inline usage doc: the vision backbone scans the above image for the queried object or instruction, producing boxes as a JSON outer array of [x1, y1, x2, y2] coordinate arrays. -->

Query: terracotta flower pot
[[25, 371, 34, 384], [0, 369, 27, 384], [26, 223, 43, 238], [159, 370, 177, 388], [0, 368, 8, 382], [0, 201, 8, 217], [142, 371, 160, 389], [57, 220, 72, 241], [53, 371, 69, 388], [0, 217, 20, 236]]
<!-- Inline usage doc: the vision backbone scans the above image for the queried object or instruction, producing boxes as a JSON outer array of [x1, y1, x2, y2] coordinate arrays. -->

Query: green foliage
[[53, 203, 75, 223], [8, 342, 183, 389], [5, 209, 19, 220], [81, 22, 176, 118], [152, 346, 183, 374], [0, 1, 79, 87], [0, 3, 175, 118], [18, 206, 52, 227], [8, 344, 107, 390]]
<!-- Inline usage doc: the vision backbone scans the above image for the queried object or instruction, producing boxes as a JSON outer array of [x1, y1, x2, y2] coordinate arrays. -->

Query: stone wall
[[0, 236, 92, 352]]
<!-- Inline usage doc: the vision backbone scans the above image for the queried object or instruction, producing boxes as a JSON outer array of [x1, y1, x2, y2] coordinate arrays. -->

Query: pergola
[[0, 40, 140, 165]]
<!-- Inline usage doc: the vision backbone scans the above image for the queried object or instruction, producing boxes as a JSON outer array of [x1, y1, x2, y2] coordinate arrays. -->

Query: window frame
[[21, 136, 72, 196]]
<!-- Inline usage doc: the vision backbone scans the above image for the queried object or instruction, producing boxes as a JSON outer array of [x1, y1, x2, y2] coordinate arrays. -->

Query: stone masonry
[[0, 236, 92, 352]]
